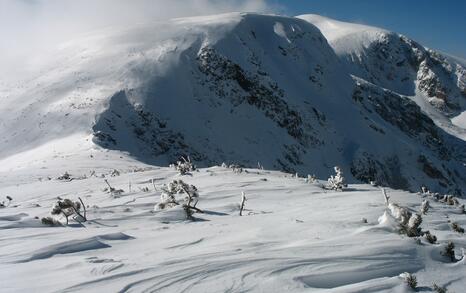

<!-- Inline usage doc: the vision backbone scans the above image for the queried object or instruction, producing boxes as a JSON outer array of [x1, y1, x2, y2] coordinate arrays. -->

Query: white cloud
[[0, 0, 278, 80]]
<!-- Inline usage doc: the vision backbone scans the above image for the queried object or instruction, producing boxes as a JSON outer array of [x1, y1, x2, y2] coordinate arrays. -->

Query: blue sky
[[273, 0, 466, 59]]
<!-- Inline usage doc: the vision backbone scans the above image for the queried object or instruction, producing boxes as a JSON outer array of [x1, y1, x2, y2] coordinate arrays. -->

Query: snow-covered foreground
[[1, 159, 465, 292]]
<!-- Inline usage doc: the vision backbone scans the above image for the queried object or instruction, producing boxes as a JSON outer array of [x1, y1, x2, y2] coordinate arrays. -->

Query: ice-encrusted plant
[[0, 196, 12, 208], [451, 222, 464, 234], [420, 199, 430, 214], [173, 156, 195, 175], [41, 197, 87, 226], [442, 241, 456, 262], [327, 166, 347, 191], [424, 231, 437, 244], [155, 180, 203, 220], [403, 272, 417, 290]]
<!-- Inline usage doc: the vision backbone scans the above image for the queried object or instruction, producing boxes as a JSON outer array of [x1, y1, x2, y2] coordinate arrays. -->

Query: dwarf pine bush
[[424, 231, 437, 244], [403, 273, 417, 290], [451, 222, 464, 234], [433, 283, 447, 293], [442, 241, 456, 262], [327, 166, 347, 191], [155, 180, 202, 220], [173, 156, 195, 175], [42, 197, 87, 226], [406, 214, 423, 237], [420, 199, 430, 214], [0, 195, 12, 208]]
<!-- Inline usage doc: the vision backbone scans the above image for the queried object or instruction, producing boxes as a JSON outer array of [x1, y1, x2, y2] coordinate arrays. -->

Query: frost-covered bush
[[155, 180, 202, 220], [442, 241, 456, 262], [388, 203, 412, 226], [420, 199, 430, 214], [42, 198, 87, 226], [305, 174, 317, 183], [387, 202, 424, 237], [451, 222, 464, 234], [441, 195, 458, 206], [433, 283, 447, 293], [327, 166, 347, 191], [402, 272, 417, 290], [110, 169, 120, 177], [405, 214, 423, 237], [173, 156, 195, 175], [57, 171, 72, 181], [229, 164, 243, 174], [424, 231, 437, 244], [0, 195, 12, 208]]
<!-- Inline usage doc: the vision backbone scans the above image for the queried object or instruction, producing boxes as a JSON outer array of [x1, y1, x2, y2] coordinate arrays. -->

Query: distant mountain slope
[[1, 13, 465, 195], [299, 14, 466, 139]]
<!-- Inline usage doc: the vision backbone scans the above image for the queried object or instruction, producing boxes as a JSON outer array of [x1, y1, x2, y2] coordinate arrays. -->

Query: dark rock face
[[92, 91, 205, 165], [341, 32, 466, 117], [197, 47, 315, 147], [350, 79, 465, 194]]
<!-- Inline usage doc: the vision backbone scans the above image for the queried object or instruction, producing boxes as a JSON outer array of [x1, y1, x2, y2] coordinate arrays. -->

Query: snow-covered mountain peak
[[1, 12, 465, 195]]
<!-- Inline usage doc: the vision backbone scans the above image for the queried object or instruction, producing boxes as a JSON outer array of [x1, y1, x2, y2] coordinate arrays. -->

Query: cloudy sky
[[1, 0, 464, 80]]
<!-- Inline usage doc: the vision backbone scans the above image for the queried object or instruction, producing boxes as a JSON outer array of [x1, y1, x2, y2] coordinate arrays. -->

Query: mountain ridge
[[1, 12, 465, 195]]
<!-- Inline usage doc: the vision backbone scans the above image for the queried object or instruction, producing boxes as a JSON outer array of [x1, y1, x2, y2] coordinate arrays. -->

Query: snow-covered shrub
[[402, 272, 417, 290], [42, 198, 87, 226], [405, 214, 423, 237], [155, 180, 202, 220], [326, 166, 347, 191], [441, 195, 458, 206], [110, 169, 120, 177], [432, 283, 447, 293], [451, 222, 464, 234], [57, 171, 72, 181], [424, 231, 437, 244], [420, 199, 430, 214], [173, 156, 195, 175], [387, 202, 424, 237], [0, 195, 12, 208], [388, 203, 412, 226], [305, 174, 317, 183], [442, 241, 456, 262], [420, 185, 429, 195], [139, 186, 150, 192], [41, 216, 61, 226], [229, 164, 243, 174]]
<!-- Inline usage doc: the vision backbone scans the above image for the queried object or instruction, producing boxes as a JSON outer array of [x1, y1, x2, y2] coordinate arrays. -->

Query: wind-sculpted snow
[[1, 165, 465, 292]]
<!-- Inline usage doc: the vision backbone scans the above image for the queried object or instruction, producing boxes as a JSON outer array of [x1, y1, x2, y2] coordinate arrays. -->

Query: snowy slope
[[299, 14, 466, 140], [1, 13, 465, 195], [1, 162, 466, 292]]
